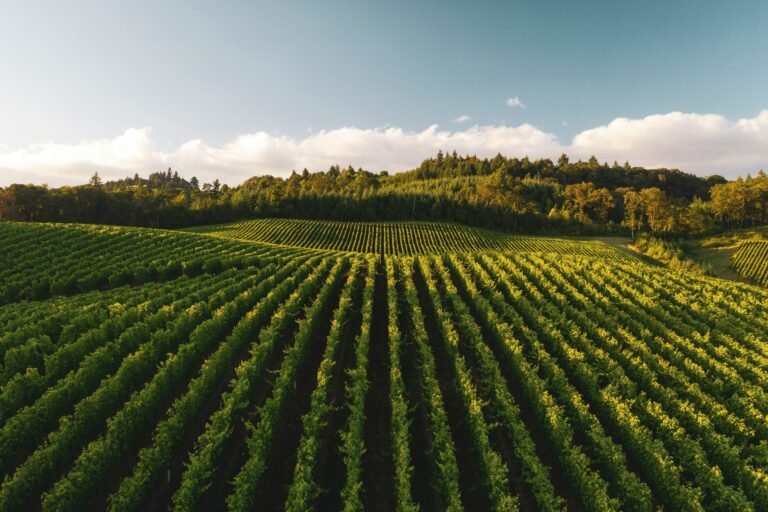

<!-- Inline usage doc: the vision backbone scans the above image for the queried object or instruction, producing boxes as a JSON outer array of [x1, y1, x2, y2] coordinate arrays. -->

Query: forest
[[1, 152, 766, 235]]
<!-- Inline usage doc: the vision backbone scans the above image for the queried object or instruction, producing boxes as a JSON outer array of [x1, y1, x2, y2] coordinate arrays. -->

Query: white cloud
[[569, 111, 768, 175], [1, 110, 767, 186], [0, 128, 166, 186], [506, 96, 526, 109], [452, 114, 472, 123], [0, 124, 561, 186]]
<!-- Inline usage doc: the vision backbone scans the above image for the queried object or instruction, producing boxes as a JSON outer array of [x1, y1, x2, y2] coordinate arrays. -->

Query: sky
[[0, 0, 767, 186]]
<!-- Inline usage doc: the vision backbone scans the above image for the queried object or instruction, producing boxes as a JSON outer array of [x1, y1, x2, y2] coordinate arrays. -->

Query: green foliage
[[6, 151, 765, 235], [630, 234, 712, 275], [284, 258, 366, 511], [732, 240, 768, 286], [338, 258, 376, 512], [0, 221, 311, 304], [1, 220, 768, 512], [227, 259, 349, 511], [189, 218, 629, 258], [709, 172, 768, 228]]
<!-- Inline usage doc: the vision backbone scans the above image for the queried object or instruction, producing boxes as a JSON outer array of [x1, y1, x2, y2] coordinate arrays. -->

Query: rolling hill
[[1, 219, 768, 511]]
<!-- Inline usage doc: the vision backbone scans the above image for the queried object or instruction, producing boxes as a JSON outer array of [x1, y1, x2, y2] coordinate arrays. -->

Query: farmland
[[730, 240, 768, 286], [183, 218, 625, 258], [2, 220, 768, 511]]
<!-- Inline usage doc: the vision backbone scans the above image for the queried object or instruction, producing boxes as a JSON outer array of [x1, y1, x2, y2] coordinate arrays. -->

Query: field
[[733, 241, 768, 286], [183, 218, 628, 258], [2, 220, 768, 511], [686, 227, 768, 284]]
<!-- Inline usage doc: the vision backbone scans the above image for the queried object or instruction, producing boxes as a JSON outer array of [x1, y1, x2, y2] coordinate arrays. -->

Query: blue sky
[[1, 0, 767, 185]]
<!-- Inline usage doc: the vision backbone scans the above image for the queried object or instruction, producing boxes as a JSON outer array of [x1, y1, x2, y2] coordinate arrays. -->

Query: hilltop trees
[[88, 173, 103, 187], [621, 190, 643, 239], [709, 172, 768, 228], [561, 183, 614, 224], [617, 187, 700, 235], [0, 184, 49, 222], [0, 153, 765, 236], [638, 188, 670, 232], [683, 198, 717, 234]]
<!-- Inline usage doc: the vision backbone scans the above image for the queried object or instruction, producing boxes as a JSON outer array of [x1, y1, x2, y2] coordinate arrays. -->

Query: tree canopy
[[1, 153, 764, 236]]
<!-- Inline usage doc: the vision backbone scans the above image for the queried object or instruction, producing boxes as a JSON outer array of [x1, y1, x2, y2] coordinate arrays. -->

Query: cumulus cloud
[[0, 124, 561, 186], [1, 110, 767, 186], [569, 111, 768, 175], [0, 128, 165, 186], [452, 114, 472, 123], [506, 96, 526, 109]]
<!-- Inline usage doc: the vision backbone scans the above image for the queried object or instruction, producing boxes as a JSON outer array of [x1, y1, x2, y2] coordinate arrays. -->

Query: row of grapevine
[[3, 221, 768, 509], [436, 255, 567, 511], [446, 254, 623, 510], [338, 257, 377, 511], [0, 221, 319, 303], [384, 258, 419, 512], [0, 278, 183, 367], [189, 218, 629, 258], [106, 256, 335, 511], [226, 258, 350, 511], [467, 253, 657, 511], [1, 262, 308, 510], [0, 272, 226, 424], [166, 256, 337, 511], [732, 240, 768, 286], [284, 258, 367, 510], [0, 268, 267, 471], [501, 253, 753, 509], [413, 256, 517, 510], [396, 260, 463, 510]]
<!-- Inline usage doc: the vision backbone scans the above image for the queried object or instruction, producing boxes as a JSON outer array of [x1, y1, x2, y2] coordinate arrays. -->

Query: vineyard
[[732, 240, 768, 286], [2, 220, 768, 511], [0, 222, 321, 305], [184, 218, 626, 258]]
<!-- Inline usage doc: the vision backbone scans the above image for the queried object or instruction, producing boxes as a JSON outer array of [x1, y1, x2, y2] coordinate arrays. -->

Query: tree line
[[1, 154, 766, 235]]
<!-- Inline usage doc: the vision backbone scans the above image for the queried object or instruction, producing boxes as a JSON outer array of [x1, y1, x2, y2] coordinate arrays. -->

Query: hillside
[[0, 221, 323, 305], [1, 220, 768, 511], [4, 154, 765, 238], [685, 226, 768, 284], [732, 240, 768, 286], [184, 218, 630, 258]]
